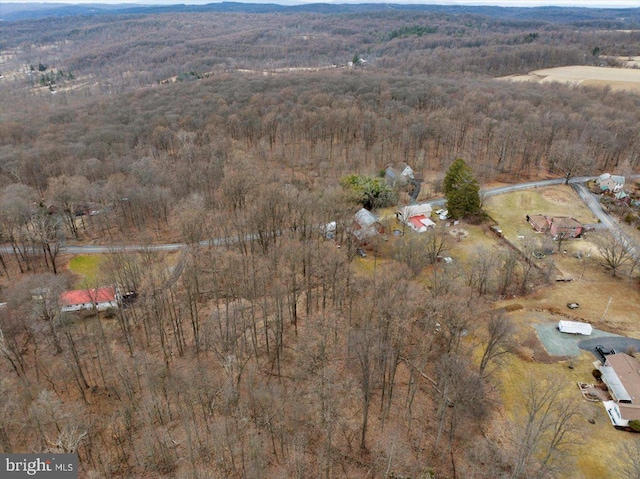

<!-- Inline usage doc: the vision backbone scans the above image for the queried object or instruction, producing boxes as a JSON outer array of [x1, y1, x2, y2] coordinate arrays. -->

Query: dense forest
[[1, 4, 640, 478]]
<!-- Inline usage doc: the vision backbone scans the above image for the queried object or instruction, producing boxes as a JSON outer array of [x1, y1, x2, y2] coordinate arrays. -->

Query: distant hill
[[2, 2, 640, 25]]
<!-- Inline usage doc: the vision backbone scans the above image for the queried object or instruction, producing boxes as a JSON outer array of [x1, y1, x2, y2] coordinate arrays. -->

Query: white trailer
[[557, 320, 592, 335]]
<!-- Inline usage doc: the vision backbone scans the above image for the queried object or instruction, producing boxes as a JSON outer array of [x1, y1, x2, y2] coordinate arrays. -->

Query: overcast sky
[[5, 0, 640, 6]]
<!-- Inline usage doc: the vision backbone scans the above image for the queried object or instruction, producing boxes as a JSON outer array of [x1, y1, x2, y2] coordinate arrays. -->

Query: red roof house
[[60, 287, 119, 312]]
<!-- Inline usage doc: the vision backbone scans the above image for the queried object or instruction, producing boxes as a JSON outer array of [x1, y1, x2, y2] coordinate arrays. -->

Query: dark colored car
[[595, 345, 616, 362]]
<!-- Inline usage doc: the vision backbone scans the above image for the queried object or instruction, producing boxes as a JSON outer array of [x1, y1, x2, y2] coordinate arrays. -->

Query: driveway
[[533, 323, 620, 357], [578, 336, 640, 359]]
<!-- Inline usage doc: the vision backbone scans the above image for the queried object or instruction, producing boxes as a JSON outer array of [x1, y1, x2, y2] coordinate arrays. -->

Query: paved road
[[0, 175, 636, 255], [572, 182, 639, 258]]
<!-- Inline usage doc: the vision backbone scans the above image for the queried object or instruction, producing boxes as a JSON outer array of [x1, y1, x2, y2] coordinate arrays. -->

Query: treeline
[[4, 2, 640, 24], [2, 10, 640, 93]]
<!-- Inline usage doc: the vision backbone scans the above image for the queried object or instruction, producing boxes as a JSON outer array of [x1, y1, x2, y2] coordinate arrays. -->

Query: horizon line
[[3, 1, 640, 8]]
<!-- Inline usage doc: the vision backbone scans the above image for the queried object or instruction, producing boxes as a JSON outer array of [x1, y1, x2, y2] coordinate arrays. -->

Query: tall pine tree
[[443, 158, 481, 219]]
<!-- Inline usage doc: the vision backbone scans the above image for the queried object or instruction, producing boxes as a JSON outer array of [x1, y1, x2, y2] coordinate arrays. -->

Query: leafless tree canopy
[[0, 5, 637, 478]]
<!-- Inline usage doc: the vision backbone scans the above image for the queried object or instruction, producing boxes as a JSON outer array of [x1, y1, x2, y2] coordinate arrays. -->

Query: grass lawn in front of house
[[68, 255, 103, 288], [484, 186, 598, 241]]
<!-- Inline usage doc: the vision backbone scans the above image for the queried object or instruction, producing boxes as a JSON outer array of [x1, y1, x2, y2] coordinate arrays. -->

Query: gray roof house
[[596, 173, 625, 193]]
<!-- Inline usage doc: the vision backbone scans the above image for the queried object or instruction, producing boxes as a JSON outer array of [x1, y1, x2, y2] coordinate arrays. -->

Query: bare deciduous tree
[[593, 232, 634, 277], [549, 139, 593, 185], [46, 175, 90, 240], [478, 314, 515, 377], [510, 378, 583, 479]]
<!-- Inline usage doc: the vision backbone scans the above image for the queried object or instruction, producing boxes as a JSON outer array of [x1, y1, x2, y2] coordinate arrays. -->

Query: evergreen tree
[[443, 158, 481, 218]]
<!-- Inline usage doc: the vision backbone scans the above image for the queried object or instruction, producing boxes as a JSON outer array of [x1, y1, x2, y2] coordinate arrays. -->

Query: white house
[[385, 163, 415, 187], [60, 287, 119, 312], [596, 173, 625, 193], [600, 353, 640, 428], [397, 203, 435, 233]]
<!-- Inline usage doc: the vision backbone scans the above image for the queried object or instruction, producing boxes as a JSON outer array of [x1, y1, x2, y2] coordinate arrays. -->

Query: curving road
[[572, 182, 638, 258], [0, 175, 637, 255]]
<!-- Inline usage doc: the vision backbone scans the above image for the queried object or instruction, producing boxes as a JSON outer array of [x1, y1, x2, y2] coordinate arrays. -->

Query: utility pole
[[601, 297, 612, 324]]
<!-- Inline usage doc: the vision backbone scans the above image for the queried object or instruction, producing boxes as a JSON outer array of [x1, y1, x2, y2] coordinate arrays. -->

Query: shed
[[557, 320, 592, 335], [354, 208, 377, 229]]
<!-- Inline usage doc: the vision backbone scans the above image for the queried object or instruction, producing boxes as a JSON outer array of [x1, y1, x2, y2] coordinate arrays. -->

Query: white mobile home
[[557, 320, 592, 336]]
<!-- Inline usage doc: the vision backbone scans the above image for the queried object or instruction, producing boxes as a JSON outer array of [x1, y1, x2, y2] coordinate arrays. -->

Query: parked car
[[356, 248, 367, 258], [595, 345, 616, 361]]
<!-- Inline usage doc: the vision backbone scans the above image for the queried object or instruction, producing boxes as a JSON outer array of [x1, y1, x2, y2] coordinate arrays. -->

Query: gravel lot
[[533, 323, 620, 357]]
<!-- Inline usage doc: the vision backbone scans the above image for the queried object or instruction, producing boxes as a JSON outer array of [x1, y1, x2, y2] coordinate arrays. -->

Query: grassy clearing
[[68, 255, 103, 288], [484, 186, 598, 240], [448, 222, 502, 263]]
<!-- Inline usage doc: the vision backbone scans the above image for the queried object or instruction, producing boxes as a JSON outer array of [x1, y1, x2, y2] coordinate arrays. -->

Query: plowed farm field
[[499, 65, 640, 93]]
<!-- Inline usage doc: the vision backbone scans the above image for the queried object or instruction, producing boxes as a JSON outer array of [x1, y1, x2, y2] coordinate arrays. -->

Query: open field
[[498, 65, 640, 93], [486, 183, 640, 331], [484, 185, 598, 239]]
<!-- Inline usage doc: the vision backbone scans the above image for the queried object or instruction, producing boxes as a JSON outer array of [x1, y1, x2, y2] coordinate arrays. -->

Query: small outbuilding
[[557, 320, 592, 335], [353, 208, 383, 242]]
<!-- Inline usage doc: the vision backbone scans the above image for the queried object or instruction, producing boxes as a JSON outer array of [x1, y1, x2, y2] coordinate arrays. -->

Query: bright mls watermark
[[1, 454, 77, 478]]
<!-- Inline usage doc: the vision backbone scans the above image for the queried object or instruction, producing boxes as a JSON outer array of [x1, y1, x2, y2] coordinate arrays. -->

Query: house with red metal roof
[[59, 287, 119, 312]]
